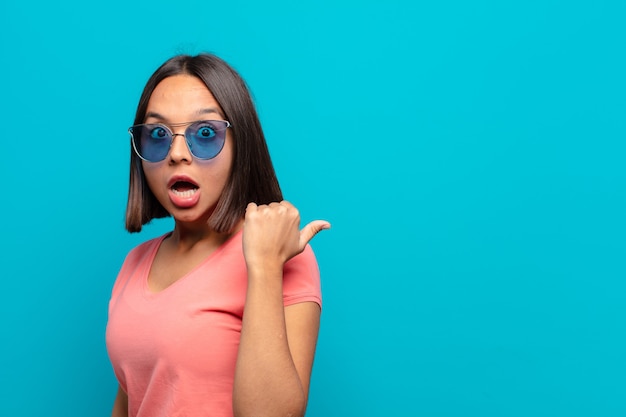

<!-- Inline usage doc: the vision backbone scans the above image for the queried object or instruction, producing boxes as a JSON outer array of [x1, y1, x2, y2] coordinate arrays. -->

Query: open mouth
[[170, 180, 199, 198]]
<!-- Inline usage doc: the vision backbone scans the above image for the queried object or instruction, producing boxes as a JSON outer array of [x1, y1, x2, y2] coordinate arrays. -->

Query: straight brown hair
[[125, 53, 283, 233]]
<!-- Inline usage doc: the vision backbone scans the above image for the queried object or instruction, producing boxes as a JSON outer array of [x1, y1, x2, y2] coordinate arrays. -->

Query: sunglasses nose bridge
[[168, 132, 193, 161]]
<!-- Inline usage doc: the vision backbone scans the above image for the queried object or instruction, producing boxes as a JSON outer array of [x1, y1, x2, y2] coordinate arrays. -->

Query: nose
[[168, 132, 192, 164]]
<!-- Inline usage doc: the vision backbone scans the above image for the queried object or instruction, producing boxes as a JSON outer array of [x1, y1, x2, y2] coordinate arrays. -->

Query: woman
[[106, 53, 330, 417]]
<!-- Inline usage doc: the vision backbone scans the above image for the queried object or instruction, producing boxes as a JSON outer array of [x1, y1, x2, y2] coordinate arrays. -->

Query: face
[[141, 74, 233, 227]]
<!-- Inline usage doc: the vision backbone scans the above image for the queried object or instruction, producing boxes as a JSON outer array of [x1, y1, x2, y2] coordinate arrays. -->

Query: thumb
[[299, 220, 331, 249]]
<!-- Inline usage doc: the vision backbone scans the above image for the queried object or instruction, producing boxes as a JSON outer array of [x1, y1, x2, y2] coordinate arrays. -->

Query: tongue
[[173, 181, 197, 192]]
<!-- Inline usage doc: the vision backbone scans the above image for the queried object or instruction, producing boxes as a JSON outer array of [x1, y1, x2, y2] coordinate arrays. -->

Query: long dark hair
[[125, 53, 282, 233]]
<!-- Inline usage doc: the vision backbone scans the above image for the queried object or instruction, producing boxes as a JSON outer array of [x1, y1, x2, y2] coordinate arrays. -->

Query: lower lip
[[168, 188, 201, 208]]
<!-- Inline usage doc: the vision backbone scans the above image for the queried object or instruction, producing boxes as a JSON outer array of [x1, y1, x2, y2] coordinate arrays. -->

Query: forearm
[[233, 265, 306, 417]]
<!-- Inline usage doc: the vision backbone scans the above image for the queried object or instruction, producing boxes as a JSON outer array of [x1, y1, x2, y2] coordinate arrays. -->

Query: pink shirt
[[106, 231, 322, 417]]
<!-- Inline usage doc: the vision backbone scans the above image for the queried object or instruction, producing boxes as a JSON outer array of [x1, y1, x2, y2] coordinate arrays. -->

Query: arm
[[111, 385, 128, 417], [233, 201, 329, 417]]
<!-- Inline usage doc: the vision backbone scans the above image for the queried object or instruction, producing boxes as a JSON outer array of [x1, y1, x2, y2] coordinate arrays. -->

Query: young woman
[[105, 53, 330, 417]]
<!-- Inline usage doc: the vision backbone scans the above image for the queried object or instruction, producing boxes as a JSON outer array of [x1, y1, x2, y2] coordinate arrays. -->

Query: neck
[[167, 219, 243, 252]]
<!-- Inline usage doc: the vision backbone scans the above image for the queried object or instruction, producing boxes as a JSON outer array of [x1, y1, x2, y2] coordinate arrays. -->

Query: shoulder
[[109, 234, 167, 298], [283, 245, 322, 307], [123, 234, 167, 265], [284, 244, 320, 280]]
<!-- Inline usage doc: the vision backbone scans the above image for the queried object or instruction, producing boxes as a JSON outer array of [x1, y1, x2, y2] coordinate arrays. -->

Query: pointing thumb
[[299, 220, 331, 249]]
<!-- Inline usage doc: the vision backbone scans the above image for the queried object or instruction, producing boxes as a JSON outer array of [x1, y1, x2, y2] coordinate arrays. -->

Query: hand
[[242, 201, 330, 270]]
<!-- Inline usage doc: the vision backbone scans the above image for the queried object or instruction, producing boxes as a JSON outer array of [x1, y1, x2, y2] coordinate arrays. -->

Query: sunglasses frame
[[129, 119, 231, 162]]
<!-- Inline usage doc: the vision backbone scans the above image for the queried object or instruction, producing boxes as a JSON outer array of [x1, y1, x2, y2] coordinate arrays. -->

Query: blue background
[[1, 0, 624, 415]]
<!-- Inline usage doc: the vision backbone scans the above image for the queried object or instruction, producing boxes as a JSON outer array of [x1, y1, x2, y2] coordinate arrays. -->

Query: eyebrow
[[145, 108, 224, 122]]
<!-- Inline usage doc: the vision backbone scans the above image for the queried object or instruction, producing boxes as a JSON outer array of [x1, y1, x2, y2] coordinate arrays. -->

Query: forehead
[[146, 75, 223, 121]]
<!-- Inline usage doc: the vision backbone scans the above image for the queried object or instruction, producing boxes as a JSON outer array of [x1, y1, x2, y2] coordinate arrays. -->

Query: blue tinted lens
[[131, 124, 172, 162], [186, 121, 227, 160]]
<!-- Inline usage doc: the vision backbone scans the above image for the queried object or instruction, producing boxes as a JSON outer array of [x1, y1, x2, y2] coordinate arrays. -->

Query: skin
[[112, 74, 330, 417]]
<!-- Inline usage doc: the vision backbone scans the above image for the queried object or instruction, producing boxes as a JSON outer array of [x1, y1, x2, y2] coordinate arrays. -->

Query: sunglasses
[[129, 120, 231, 162]]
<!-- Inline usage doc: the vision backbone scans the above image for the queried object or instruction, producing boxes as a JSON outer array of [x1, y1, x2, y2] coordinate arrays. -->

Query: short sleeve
[[282, 244, 322, 308]]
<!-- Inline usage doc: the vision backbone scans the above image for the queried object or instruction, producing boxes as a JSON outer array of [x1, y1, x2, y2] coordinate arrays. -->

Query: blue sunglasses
[[129, 120, 231, 162]]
